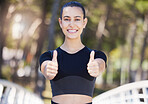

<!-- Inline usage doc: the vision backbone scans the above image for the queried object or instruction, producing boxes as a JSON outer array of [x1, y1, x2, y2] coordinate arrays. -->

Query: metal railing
[[0, 79, 44, 104], [93, 80, 148, 104]]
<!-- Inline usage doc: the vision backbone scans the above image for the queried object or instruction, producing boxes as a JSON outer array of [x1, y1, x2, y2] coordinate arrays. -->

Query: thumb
[[52, 50, 58, 63], [89, 51, 95, 62]]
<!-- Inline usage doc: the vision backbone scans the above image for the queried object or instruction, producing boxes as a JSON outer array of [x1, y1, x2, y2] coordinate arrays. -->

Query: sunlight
[[17, 68, 25, 77], [12, 14, 24, 39], [3, 47, 23, 60], [28, 18, 42, 36]]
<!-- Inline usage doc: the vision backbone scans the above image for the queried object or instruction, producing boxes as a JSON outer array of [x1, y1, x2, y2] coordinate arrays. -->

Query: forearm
[[41, 61, 48, 74]]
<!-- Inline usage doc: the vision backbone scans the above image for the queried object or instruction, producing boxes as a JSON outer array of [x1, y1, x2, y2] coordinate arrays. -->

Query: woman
[[40, 1, 107, 104]]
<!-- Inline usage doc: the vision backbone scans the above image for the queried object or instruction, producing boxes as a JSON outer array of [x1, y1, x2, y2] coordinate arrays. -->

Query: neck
[[60, 38, 84, 53]]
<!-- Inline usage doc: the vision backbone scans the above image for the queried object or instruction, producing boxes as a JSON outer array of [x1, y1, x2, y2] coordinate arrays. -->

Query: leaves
[[136, 1, 148, 13]]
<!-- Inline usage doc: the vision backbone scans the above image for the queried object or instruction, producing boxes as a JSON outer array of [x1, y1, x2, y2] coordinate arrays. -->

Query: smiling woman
[[39, 1, 107, 104]]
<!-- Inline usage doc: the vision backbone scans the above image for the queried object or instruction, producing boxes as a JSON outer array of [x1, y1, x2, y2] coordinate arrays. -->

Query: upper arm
[[94, 50, 107, 62], [94, 50, 107, 68]]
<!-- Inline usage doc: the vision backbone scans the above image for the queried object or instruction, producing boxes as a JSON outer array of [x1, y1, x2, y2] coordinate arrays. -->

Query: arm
[[40, 50, 58, 80], [95, 58, 106, 76], [87, 51, 106, 77]]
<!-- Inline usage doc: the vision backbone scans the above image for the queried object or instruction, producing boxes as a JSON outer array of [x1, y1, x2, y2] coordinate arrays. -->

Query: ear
[[58, 18, 62, 28], [83, 18, 88, 28]]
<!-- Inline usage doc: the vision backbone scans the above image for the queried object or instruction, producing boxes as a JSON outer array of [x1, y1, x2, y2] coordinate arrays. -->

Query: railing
[[93, 80, 148, 104], [0, 79, 44, 104]]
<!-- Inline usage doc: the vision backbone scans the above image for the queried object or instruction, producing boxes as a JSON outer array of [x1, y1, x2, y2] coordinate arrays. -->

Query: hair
[[60, 1, 86, 19]]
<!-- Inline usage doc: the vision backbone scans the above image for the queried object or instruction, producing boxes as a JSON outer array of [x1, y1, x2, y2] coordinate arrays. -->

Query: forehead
[[62, 7, 83, 17]]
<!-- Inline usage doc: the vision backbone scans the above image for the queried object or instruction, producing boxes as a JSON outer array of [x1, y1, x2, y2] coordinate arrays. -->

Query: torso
[[40, 45, 107, 104], [52, 94, 92, 104], [50, 47, 95, 104]]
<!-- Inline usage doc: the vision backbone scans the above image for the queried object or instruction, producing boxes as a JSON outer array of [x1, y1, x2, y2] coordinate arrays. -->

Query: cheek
[[61, 22, 69, 28], [76, 22, 85, 28], [61, 24, 68, 33]]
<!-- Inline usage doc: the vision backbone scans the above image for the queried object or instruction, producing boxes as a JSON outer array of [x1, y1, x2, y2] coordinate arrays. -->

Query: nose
[[69, 21, 75, 27]]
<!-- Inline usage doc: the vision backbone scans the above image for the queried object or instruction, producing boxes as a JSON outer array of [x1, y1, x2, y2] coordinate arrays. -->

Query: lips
[[67, 29, 78, 33]]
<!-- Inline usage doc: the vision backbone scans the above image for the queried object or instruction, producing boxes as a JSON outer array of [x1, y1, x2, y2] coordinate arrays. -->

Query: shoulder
[[87, 47, 107, 63], [40, 47, 61, 60], [40, 50, 52, 58], [94, 50, 107, 62], [39, 51, 52, 65], [40, 47, 60, 57], [39, 48, 59, 66]]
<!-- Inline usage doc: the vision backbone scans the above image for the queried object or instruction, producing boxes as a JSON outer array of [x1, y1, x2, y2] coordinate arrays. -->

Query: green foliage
[[82, 28, 98, 48], [93, 88, 107, 97], [9, 0, 18, 3], [113, 0, 134, 11], [5, 32, 15, 48], [2, 65, 11, 80], [55, 35, 63, 48], [113, 69, 120, 85], [142, 60, 148, 70], [136, 1, 148, 13], [131, 59, 140, 70]]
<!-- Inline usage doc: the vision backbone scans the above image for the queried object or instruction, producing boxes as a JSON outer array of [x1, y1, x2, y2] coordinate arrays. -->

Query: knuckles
[[87, 61, 99, 67], [45, 61, 58, 77]]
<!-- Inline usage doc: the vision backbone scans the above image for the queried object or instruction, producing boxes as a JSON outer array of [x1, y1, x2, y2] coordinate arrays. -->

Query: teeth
[[68, 30, 77, 33]]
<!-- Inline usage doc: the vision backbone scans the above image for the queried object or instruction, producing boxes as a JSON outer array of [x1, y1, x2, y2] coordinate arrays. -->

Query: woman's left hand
[[87, 51, 100, 77]]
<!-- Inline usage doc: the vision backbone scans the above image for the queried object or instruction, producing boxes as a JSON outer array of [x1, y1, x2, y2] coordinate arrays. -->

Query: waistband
[[51, 100, 92, 104]]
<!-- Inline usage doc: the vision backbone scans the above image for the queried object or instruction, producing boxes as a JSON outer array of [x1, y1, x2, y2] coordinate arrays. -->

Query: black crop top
[[39, 46, 107, 97]]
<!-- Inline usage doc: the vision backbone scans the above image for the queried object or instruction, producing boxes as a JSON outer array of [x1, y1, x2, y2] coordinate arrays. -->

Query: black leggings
[[51, 100, 92, 104]]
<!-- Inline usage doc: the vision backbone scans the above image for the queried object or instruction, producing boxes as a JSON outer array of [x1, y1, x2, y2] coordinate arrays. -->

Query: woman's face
[[59, 7, 87, 39]]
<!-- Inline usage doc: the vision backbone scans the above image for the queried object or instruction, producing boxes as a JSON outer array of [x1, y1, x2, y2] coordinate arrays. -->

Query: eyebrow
[[63, 16, 81, 18]]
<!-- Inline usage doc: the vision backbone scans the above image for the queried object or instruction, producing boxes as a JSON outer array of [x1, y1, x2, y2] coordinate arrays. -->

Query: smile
[[67, 29, 78, 33]]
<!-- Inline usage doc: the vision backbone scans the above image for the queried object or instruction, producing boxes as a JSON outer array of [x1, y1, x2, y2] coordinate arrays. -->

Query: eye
[[75, 19, 80, 21], [64, 18, 70, 21]]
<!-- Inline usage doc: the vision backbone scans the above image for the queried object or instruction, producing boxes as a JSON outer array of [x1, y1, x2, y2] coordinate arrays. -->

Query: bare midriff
[[52, 94, 92, 104]]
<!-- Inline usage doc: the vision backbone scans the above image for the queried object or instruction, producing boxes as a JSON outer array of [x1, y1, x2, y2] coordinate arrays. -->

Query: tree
[[127, 23, 137, 82], [34, 0, 49, 95], [34, 0, 61, 98], [0, 0, 10, 78], [136, 13, 148, 81], [48, 0, 61, 50]]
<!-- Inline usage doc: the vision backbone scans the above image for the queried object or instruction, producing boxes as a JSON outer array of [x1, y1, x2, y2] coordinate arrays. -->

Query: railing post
[[0, 84, 4, 102], [93, 80, 148, 104], [0, 79, 44, 104]]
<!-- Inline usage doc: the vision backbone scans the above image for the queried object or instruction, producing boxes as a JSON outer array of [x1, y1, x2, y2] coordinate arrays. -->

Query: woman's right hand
[[42, 50, 58, 80]]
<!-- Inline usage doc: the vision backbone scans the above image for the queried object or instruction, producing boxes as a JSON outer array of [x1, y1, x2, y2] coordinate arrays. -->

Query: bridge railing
[[93, 80, 148, 104], [0, 79, 44, 104]]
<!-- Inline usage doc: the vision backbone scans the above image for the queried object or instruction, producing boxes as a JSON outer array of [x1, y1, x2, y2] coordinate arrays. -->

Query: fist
[[45, 50, 58, 80], [87, 51, 100, 77]]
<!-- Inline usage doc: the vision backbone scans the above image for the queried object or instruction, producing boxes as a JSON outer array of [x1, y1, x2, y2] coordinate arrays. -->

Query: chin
[[64, 33, 79, 39], [67, 36, 78, 39]]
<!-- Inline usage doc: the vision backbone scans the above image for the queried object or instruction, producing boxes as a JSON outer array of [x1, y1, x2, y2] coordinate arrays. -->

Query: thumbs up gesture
[[87, 51, 100, 77], [45, 50, 58, 80]]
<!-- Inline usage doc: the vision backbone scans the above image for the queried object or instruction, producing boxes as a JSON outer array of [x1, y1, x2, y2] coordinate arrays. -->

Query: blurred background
[[0, 0, 148, 103]]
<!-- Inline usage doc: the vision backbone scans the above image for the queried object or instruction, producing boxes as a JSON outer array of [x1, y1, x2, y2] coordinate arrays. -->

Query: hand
[[45, 50, 58, 80], [87, 51, 100, 77]]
